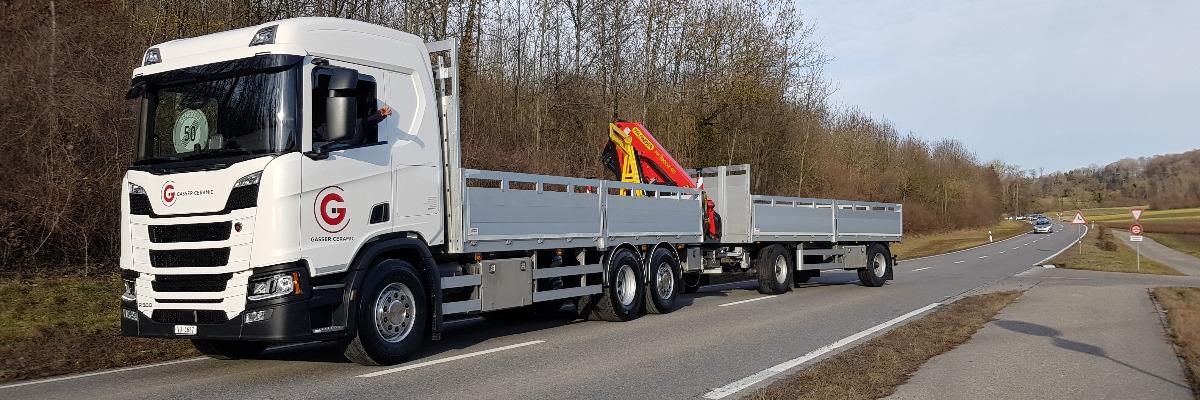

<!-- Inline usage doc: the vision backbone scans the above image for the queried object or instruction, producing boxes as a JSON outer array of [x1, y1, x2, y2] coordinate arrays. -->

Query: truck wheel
[[858, 243, 891, 287], [756, 245, 793, 295], [341, 260, 427, 366], [191, 340, 269, 360], [681, 272, 704, 294], [645, 247, 681, 314], [577, 248, 644, 321]]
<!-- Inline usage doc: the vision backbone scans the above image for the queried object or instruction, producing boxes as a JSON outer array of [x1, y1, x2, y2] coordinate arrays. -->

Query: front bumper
[[122, 298, 315, 341]]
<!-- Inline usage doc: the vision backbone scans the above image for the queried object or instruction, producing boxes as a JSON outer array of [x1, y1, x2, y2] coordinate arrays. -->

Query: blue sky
[[797, 0, 1200, 172]]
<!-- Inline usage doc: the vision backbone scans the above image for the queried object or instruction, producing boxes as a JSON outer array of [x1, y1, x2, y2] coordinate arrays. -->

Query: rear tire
[[858, 243, 891, 287], [340, 260, 427, 366], [577, 248, 644, 321], [191, 340, 269, 360], [644, 247, 681, 314], [756, 245, 793, 295]]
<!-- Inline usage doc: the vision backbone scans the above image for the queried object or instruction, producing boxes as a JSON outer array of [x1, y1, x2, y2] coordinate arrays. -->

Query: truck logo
[[315, 186, 348, 233], [162, 181, 176, 206]]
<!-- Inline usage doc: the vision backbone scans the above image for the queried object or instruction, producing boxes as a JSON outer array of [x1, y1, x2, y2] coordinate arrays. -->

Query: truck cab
[[120, 18, 455, 360]]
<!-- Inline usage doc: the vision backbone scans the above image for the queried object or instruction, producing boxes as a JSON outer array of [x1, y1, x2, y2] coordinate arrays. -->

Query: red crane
[[601, 121, 721, 239]]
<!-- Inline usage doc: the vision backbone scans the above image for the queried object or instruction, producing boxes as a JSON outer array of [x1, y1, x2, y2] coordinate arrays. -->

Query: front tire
[[858, 243, 891, 287], [340, 260, 427, 366], [645, 247, 681, 314], [756, 245, 793, 295], [191, 340, 269, 360], [577, 248, 644, 321]]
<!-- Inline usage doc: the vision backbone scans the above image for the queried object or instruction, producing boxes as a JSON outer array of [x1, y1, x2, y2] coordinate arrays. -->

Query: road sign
[[1131, 235, 1144, 242], [1071, 212, 1087, 224], [1131, 208, 1143, 221], [1130, 224, 1143, 235]]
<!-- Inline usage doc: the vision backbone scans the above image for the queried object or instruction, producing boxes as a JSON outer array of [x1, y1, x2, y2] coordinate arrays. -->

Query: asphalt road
[[1, 223, 1083, 400]]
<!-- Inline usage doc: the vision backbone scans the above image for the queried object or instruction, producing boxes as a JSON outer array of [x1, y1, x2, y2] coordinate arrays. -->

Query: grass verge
[[0, 274, 196, 383], [892, 220, 1028, 260], [749, 291, 1022, 400], [1151, 287, 1200, 398], [1147, 233, 1200, 259], [1050, 226, 1182, 275]]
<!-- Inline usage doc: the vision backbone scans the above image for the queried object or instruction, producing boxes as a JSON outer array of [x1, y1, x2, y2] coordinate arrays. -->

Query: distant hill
[[1031, 149, 1200, 211]]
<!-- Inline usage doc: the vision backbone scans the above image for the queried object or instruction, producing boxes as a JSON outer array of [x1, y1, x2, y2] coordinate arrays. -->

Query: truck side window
[[312, 68, 381, 147]]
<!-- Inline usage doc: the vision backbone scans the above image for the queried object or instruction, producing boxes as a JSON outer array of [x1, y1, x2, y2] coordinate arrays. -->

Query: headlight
[[233, 171, 262, 188], [128, 182, 146, 195], [121, 279, 137, 301], [248, 271, 301, 301]]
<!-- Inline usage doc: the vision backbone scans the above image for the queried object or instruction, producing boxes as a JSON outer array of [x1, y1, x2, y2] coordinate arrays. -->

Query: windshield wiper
[[181, 148, 255, 161], [132, 156, 183, 165]]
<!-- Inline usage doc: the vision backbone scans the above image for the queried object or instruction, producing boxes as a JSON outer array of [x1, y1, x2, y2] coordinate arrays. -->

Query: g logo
[[315, 186, 348, 233], [162, 181, 176, 206]]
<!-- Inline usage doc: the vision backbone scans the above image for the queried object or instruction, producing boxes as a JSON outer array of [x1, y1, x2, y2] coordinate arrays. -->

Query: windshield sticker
[[172, 109, 210, 153]]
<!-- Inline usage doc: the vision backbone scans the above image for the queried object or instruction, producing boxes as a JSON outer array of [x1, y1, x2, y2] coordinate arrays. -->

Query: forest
[[1023, 149, 1200, 212], [1, 0, 1006, 272]]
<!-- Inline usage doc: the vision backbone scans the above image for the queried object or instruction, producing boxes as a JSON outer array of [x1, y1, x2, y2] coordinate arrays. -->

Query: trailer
[[117, 18, 902, 366]]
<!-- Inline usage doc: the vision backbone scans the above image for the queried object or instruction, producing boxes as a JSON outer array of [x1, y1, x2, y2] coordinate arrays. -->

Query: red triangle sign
[[1131, 208, 1143, 221], [1071, 212, 1087, 224]]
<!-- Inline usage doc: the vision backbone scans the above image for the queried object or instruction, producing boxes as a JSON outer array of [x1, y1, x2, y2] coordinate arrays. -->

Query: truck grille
[[149, 248, 231, 268], [225, 184, 258, 210], [151, 309, 228, 325], [152, 274, 232, 292], [148, 222, 232, 243], [129, 193, 153, 215]]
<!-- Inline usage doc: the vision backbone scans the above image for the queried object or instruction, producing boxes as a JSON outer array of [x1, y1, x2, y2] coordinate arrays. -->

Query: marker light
[[249, 25, 278, 46], [143, 48, 161, 65]]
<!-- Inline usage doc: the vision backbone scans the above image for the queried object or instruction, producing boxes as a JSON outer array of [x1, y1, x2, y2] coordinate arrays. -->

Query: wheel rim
[[614, 264, 637, 306], [655, 262, 674, 299], [774, 254, 789, 284], [374, 282, 416, 343], [872, 253, 887, 277]]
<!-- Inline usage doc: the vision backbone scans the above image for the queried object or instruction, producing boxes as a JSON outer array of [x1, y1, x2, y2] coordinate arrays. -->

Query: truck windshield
[[131, 55, 303, 166]]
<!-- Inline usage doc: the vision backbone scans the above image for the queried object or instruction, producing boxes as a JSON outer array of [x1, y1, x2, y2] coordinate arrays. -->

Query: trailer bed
[[446, 166, 901, 253]]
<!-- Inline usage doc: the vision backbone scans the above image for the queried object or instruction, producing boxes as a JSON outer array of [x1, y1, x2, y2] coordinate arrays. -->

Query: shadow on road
[[993, 319, 1188, 390]]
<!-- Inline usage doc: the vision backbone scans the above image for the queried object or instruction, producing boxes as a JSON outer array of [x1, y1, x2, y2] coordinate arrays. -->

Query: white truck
[[119, 18, 902, 365]]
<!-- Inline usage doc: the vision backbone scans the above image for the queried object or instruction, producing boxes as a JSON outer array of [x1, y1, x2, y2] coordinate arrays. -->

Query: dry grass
[[0, 274, 196, 383], [1089, 207, 1200, 223], [891, 220, 1029, 260], [749, 291, 1022, 400], [1151, 287, 1200, 398], [1050, 228, 1183, 276], [1147, 233, 1200, 259]]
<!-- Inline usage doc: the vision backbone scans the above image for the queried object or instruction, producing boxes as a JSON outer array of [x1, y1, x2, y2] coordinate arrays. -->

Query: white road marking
[[998, 251, 1006, 254], [1013, 247, 1020, 250], [702, 303, 941, 399], [358, 340, 545, 378], [978, 255, 988, 259], [954, 260, 965, 264], [719, 296, 779, 307], [912, 267, 932, 272], [0, 357, 207, 390]]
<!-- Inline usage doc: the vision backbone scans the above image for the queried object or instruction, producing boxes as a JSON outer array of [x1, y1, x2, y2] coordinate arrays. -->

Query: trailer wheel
[[577, 248, 644, 321], [645, 247, 681, 314], [681, 272, 704, 294], [756, 245, 793, 295], [191, 340, 269, 360], [858, 243, 891, 287], [340, 260, 427, 366]]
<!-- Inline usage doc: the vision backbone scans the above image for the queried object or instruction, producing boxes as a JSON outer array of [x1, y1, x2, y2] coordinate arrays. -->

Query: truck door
[[301, 61, 394, 274]]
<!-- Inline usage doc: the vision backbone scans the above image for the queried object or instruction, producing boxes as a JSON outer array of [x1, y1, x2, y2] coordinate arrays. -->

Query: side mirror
[[322, 96, 357, 143]]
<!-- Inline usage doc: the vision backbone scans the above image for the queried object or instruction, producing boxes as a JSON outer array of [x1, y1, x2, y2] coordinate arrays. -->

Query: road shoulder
[[888, 268, 1200, 399], [1112, 229, 1200, 276]]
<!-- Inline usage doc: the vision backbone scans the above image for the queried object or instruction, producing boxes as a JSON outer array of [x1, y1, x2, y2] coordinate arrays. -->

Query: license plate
[[174, 325, 197, 335]]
